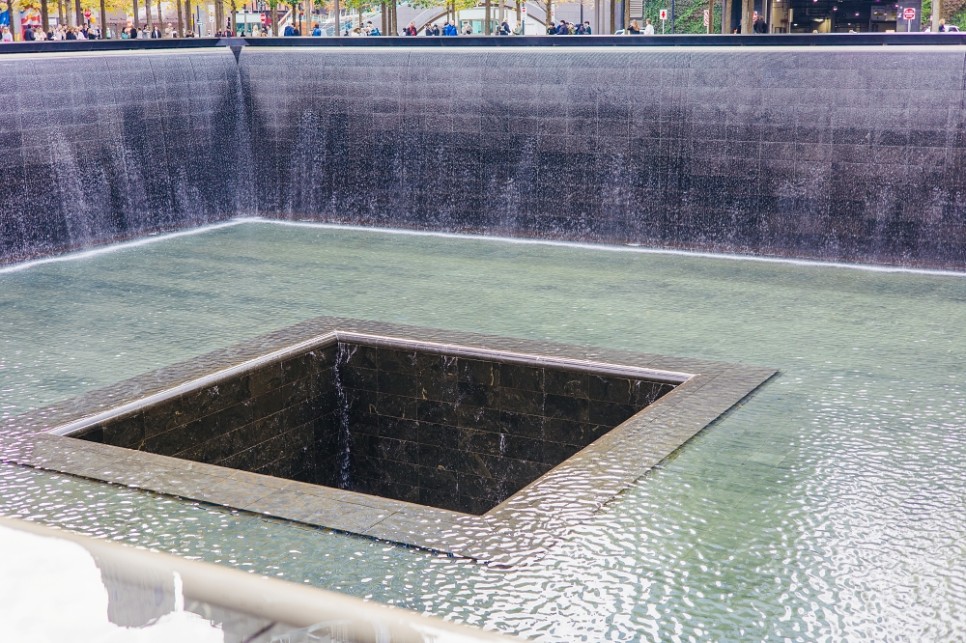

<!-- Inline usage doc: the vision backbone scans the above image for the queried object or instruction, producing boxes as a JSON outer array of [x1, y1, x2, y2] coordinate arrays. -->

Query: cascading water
[[332, 343, 356, 489], [2, 45, 966, 269]]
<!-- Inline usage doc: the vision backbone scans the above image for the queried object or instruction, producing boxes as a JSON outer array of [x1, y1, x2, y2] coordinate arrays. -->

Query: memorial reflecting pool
[[1, 220, 964, 640]]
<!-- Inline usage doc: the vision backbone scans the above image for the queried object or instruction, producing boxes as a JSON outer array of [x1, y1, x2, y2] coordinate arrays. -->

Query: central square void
[[72, 335, 676, 515]]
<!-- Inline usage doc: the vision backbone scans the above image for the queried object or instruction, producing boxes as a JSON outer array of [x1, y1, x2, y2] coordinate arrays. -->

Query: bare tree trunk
[[9, 0, 18, 39], [156, 0, 161, 24], [132, 0, 139, 27], [74, 0, 82, 24], [270, 2, 277, 35], [484, 0, 491, 33], [624, 0, 630, 31], [215, 0, 224, 32], [185, 0, 193, 34], [230, 0, 237, 34], [932, 0, 942, 31], [707, 0, 714, 32], [333, 0, 340, 34], [40, 0, 50, 31], [100, 0, 107, 35], [741, 0, 752, 33], [176, 0, 183, 34]]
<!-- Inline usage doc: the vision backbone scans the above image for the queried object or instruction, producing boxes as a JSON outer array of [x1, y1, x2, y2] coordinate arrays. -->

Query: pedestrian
[[311, 22, 323, 36], [404, 21, 417, 36], [627, 20, 642, 34], [643, 18, 654, 34], [1, 27, 12, 42], [753, 14, 767, 33]]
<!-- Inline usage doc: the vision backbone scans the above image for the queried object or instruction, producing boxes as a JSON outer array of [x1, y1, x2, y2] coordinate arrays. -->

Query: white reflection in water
[[0, 525, 223, 642]]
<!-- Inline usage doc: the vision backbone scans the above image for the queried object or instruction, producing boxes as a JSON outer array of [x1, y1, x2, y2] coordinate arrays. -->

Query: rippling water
[[1, 221, 964, 640]]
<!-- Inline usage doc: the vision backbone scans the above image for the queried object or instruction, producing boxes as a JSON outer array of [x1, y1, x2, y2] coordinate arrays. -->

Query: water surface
[[1, 221, 963, 640]]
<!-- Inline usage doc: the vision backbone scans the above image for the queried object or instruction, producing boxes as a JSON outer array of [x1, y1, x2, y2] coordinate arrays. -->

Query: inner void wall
[[1, 45, 965, 269]]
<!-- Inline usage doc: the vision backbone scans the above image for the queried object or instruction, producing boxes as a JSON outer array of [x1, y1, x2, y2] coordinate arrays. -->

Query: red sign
[[902, 7, 916, 20], [659, 9, 668, 20], [83, 8, 91, 17]]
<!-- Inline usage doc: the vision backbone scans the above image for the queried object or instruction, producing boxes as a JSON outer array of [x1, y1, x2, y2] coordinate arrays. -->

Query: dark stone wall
[[240, 48, 966, 269], [4, 45, 965, 269], [76, 347, 335, 483], [337, 343, 673, 514], [0, 50, 248, 264], [74, 339, 674, 515]]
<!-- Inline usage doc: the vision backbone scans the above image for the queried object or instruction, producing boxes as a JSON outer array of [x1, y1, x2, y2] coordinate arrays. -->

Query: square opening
[[71, 336, 676, 515]]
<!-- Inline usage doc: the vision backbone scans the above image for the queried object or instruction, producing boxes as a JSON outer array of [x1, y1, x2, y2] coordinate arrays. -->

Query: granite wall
[[0, 49, 249, 263], [240, 47, 966, 269], [337, 342, 674, 514], [73, 339, 675, 515], [74, 347, 336, 483], [3, 44, 965, 269]]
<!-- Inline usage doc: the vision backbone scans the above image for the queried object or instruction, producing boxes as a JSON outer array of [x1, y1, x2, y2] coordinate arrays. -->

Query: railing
[[0, 516, 520, 642], [2, 31, 966, 54]]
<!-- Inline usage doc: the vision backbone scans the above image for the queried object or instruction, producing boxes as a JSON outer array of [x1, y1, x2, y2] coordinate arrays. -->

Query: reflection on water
[[0, 525, 224, 641], [1, 221, 965, 640]]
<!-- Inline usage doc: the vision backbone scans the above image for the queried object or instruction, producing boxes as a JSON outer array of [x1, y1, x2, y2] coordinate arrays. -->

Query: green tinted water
[[1, 221, 964, 640]]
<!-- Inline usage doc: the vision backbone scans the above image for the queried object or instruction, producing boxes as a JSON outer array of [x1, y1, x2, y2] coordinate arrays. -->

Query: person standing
[[753, 14, 767, 33], [643, 18, 654, 34]]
